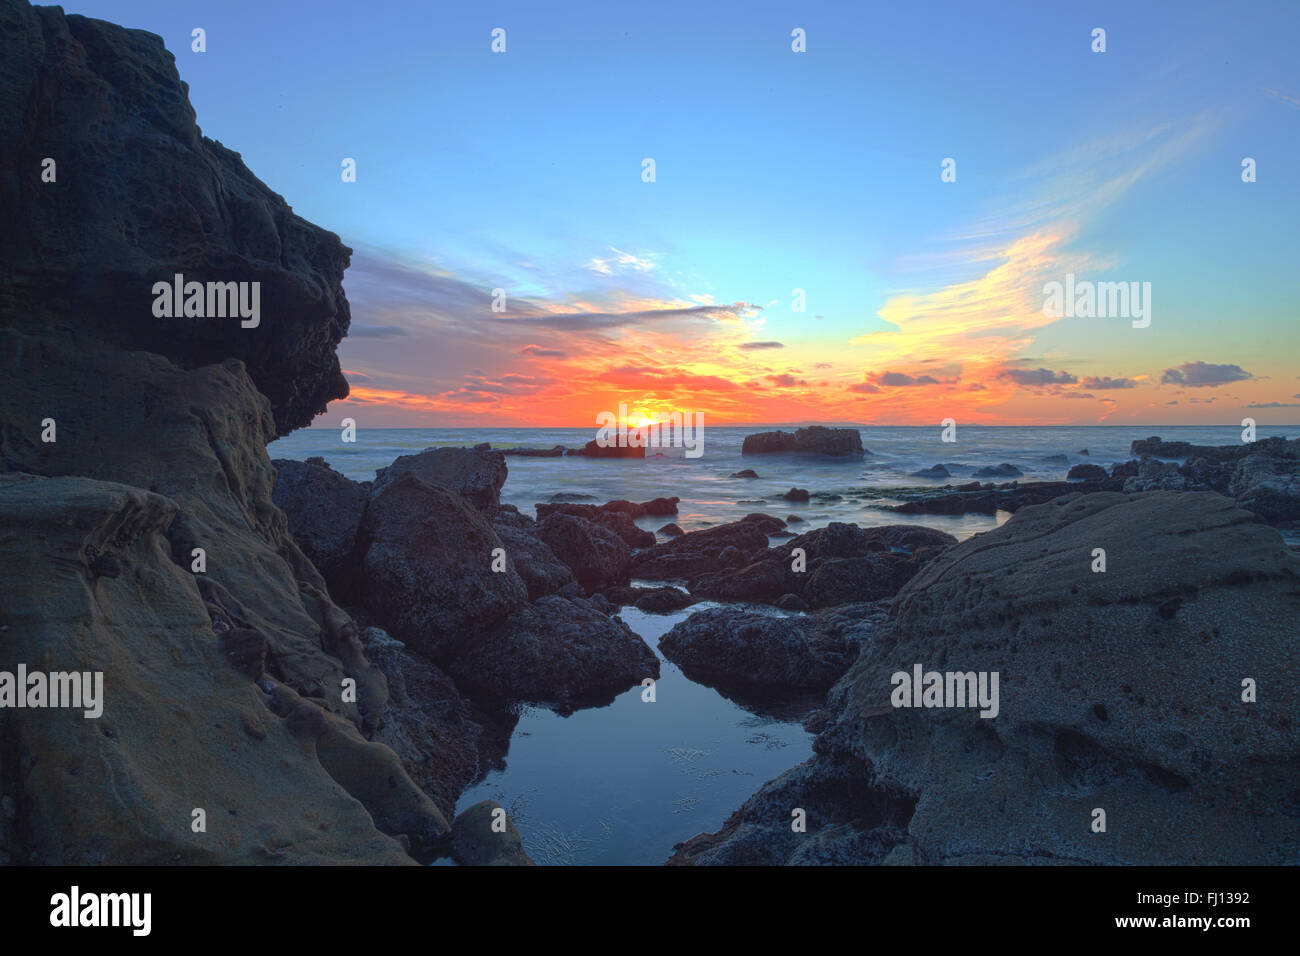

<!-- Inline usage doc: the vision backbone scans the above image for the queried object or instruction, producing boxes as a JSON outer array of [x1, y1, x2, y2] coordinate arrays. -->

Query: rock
[[594, 510, 657, 549], [1122, 458, 1188, 492], [774, 593, 809, 611], [667, 753, 912, 866], [660, 602, 888, 697], [372, 447, 507, 509], [355, 472, 528, 660], [501, 445, 566, 457], [574, 439, 644, 458], [971, 463, 1022, 478], [690, 523, 955, 608], [271, 457, 368, 590], [909, 465, 950, 480], [731, 469, 759, 478], [0, 474, 418, 864], [360, 627, 510, 821], [819, 491, 1300, 864], [742, 426, 865, 457], [1067, 463, 1108, 481], [446, 595, 659, 706], [490, 522, 576, 600], [635, 588, 696, 612], [1077, 448, 1089, 455], [1041, 454, 1070, 465], [658, 522, 685, 537], [536, 512, 632, 591], [535, 497, 678, 521], [0, 0, 349, 437], [451, 801, 535, 866], [787, 514, 805, 523], [783, 487, 811, 502], [630, 518, 771, 581], [1233, 453, 1300, 526]]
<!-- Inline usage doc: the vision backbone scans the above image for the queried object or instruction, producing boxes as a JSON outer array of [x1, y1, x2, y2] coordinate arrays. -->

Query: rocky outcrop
[[445, 595, 660, 708], [687, 522, 956, 609], [681, 491, 1300, 865], [535, 512, 632, 591], [271, 457, 368, 591], [1067, 463, 1108, 481], [0, 0, 463, 863], [660, 602, 888, 696], [354, 472, 529, 660], [742, 426, 865, 457], [629, 515, 775, 581], [0, 0, 349, 437], [372, 446, 507, 509]]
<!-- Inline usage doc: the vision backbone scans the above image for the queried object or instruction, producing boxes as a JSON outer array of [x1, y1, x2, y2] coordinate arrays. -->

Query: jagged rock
[[573, 439, 644, 458], [0, 0, 349, 436], [360, 626, 510, 821], [535, 512, 632, 591], [783, 487, 810, 502], [1122, 457, 1188, 492], [909, 464, 950, 480], [630, 517, 772, 581], [451, 801, 535, 866], [271, 457, 368, 589], [355, 472, 528, 660], [972, 463, 1022, 478], [446, 595, 659, 706], [742, 426, 865, 457], [490, 521, 576, 600], [372, 446, 507, 509], [1067, 463, 1108, 481]]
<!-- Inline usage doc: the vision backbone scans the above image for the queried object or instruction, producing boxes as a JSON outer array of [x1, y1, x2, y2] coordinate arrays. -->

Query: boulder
[[742, 426, 865, 457], [490, 522, 576, 600], [355, 472, 528, 659], [971, 463, 1022, 478], [574, 439, 644, 458], [372, 446, 507, 509], [451, 801, 535, 866], [446, 595, 660, 706], [535, 512, 632, 591], [783, 487, 811, 502], [271, 457, 368, 589], [909, 465, 950, 480], [1067, 463, 1108, 481]]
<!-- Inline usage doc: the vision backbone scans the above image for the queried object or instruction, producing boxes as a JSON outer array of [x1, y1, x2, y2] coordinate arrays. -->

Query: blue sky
[[63, 0, 1300, 424]]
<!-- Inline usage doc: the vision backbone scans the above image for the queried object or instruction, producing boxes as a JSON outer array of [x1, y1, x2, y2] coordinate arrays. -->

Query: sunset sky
[[72, 0, 1300, 426]]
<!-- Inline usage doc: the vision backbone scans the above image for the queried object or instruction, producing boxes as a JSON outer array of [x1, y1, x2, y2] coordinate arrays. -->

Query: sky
[[65, 0, 1300, 427]]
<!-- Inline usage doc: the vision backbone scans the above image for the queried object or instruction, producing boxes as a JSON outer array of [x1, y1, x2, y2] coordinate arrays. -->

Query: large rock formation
[[741, 426, 865, 457], [0, 0, 449, 863], [0, 0, 349, 436], [674, 491, 1300, 865]]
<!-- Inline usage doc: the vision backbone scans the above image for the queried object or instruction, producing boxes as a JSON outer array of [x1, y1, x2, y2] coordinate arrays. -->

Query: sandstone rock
[[0, 474, 416, 864], [451, 801, 535, 866]]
